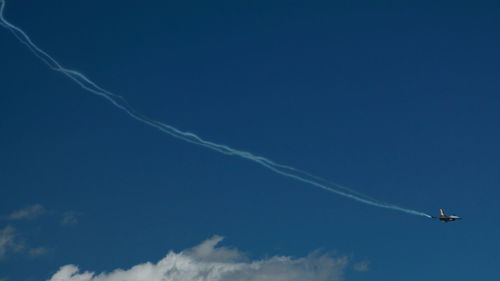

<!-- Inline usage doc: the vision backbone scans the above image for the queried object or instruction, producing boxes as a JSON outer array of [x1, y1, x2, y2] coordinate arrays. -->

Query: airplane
[[432, 209, 462, 222]]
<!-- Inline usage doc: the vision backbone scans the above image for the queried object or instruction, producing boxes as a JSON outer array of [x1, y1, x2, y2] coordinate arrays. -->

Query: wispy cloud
[[0, 226, 49, 260], [48, 236, 349, 281], [28, 247, 49, 258], [0, 226, 24, 260], [2, 204, 45, 221], [353, 261, 370, 272], [0, 204, 79, 261], [60, 211, 79, 226]]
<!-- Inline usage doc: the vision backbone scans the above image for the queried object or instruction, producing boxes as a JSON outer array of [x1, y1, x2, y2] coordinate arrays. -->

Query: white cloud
[[47, 236, 348, 281], [2, 204, 45, 220], [0, 226, 24, 259]]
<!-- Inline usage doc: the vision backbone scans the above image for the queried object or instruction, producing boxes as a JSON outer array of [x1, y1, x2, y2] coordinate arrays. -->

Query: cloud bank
[[47, 236, 348, 281]]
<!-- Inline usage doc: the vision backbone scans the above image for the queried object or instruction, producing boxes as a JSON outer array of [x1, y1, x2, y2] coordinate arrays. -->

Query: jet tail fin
[[439, 209, 446, 217]]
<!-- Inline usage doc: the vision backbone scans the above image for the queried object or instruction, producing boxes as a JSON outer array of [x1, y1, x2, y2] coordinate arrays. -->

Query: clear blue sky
[[1, 0, 499, 280]]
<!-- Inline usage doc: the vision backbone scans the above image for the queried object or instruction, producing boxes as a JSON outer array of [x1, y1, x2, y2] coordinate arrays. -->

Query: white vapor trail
[[0, 0, 431, 218]]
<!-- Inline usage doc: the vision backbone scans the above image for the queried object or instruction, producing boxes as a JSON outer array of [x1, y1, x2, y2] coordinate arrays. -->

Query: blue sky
[[1, 0, 500, 280]]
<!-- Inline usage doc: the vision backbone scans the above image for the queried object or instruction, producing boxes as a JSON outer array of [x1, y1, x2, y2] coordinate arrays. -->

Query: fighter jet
[[432, 209, 462, 222]]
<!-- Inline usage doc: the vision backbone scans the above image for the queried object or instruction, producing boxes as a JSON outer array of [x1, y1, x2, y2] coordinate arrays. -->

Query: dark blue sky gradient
[[1, 0, 500, 280]]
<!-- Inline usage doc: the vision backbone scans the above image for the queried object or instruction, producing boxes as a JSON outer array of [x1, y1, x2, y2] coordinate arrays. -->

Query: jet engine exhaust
[[0, 0, 432, 218]]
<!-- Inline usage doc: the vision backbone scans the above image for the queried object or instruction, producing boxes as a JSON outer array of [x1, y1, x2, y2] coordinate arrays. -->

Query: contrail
[[0, 0, 431, 218]]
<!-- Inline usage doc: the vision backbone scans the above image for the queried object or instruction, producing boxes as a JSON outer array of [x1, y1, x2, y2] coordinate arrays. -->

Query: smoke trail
[[0, 0, 431, 218]]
